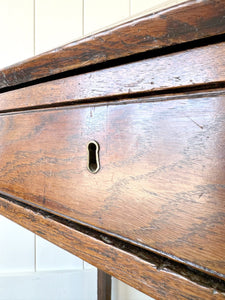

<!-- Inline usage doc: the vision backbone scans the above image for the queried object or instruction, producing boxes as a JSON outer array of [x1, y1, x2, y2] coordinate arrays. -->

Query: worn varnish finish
[[0, 0, 224, 89], [1, 91, 225, 278], [0, 196, 224, 300], [0, 1, 225, 298], [0, 42, 224, 112]]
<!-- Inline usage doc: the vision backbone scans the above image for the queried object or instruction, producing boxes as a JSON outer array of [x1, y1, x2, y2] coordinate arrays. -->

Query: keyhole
[[87, 141, 100, 173]]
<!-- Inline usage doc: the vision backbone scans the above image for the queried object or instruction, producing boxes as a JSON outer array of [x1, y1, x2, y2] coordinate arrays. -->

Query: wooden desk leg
[[97, 269, 111, 300]]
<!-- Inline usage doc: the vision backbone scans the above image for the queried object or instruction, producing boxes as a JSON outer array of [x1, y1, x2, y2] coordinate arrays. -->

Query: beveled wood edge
[[0, 0, 224, 89], [0, 196, 224, 299], [0, 42, 224, 113]]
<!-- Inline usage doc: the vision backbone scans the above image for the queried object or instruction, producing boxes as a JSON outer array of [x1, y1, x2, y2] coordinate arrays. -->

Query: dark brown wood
[[0, 0, 224, 89], [0, 1, 225, 298], [0, 196, 224, 300], [97, 269, 111, 300], [0, 42, 224, 112], [1, 90, 225, 278]]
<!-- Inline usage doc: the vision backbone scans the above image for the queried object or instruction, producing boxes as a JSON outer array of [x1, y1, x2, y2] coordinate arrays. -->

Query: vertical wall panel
[[84, 261, 97, 270], [36, 236, 83, 271], [84, 0, 129, 35], [0, 270, 97, 300], [112, 278, 154, 300], [0, 216, 35, 273], [0, 0, 35, 275], [130, 0, 187, 16], [0, 0, 34, 68], [35, 0, 83, 54]]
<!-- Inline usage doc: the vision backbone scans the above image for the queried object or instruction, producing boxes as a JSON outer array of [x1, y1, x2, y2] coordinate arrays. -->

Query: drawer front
[[1, 92, 225, 276]]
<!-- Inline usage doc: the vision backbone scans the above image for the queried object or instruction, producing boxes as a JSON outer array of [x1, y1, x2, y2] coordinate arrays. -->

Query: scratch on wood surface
[[187, 116, 204, 129]]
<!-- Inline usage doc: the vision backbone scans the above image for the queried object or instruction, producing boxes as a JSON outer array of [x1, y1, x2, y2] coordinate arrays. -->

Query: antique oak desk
[[0, 0, 225, 299]]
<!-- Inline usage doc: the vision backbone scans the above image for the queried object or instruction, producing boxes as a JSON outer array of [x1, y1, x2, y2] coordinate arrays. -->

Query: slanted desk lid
[[0, 0, 224, 90]]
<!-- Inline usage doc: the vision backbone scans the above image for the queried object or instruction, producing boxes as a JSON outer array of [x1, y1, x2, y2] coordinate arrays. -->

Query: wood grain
[[0, 42, 224, 112], [0, 196, 224, 300], [1, 91, 225, 277], [0, 0, 224, 89]]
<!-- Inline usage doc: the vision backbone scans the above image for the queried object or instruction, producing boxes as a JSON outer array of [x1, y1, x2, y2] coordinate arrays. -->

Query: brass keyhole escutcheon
[[87, 141, 100, 173]]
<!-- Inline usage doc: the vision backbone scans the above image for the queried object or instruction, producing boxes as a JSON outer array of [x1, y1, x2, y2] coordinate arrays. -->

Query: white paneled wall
[[0, 0, 34, 68], [0, 269, 97, 300], [36, 236, 83, 271], [0, 0, 185, 299], [112, 279, 154, 300], [0, 216, 34, 273], [84, 0, 129, 35], [131, 0, 186, 16], [35, 0, 83, 54]]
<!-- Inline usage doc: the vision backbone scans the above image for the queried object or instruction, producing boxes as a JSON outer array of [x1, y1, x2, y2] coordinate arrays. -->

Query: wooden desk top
[[0, 1, 225, 299]]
